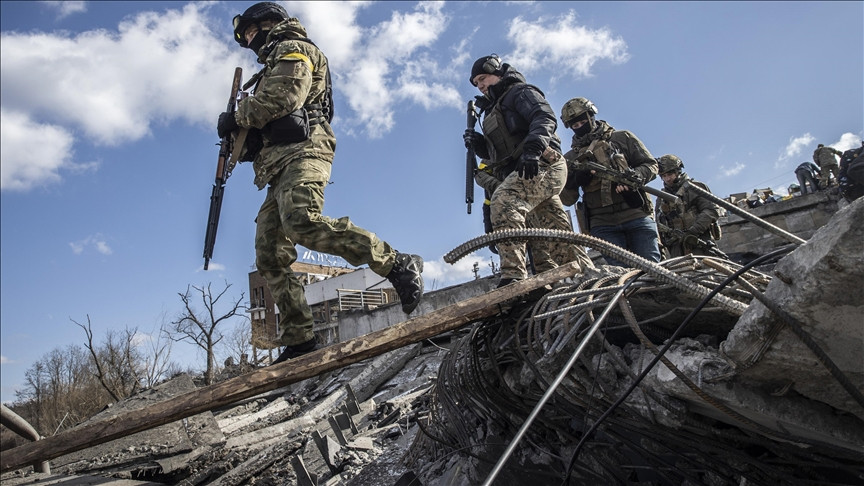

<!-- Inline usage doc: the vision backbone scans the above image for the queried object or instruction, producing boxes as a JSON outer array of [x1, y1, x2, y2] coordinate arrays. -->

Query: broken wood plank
[[0, 262, 581, 473]]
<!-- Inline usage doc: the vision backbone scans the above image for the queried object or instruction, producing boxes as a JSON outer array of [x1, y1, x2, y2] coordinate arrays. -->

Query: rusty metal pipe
[[0, 404, 50, 473]]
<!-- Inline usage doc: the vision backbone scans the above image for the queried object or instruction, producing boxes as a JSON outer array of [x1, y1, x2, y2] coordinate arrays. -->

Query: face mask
[[248, 28, 269, 54], [572, 115, 593, 137]]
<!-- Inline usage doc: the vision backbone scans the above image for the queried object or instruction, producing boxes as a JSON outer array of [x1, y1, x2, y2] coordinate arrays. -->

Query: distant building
[[247, 261, 396, 363]]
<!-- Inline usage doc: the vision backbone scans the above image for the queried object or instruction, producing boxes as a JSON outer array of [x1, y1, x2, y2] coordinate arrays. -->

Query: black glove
[[463, 129, 484, 150], [217, 111, 239, 139], [515, 156, 539, 180]]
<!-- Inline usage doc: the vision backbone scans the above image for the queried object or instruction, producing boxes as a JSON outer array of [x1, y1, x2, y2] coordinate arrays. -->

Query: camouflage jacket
[[235, 18, 336, 189], [655, 174, 721, 241], [813, 146, 842, 168]]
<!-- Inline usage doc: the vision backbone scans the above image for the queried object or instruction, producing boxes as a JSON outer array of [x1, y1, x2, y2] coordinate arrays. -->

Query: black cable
[[561, 245, 795, 485]]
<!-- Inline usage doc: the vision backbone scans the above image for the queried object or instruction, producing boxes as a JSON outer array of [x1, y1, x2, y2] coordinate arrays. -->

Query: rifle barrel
[[202, 67, 243, 269]]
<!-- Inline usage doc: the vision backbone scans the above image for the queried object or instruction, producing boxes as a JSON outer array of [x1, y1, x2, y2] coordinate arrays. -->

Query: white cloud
[[0, 355, 11, 364], [0, 109, 75, 191], [42, 0, 87, 19], [300, 2, 450, 138], [424, 255, 495, 287], [506, 11, 629, 83], [776, 133, 815, 167], [0, 3, 254, 192], [69, 234, 113, 255], [719, 162, 746, 178], [832, 132, 862, 152]]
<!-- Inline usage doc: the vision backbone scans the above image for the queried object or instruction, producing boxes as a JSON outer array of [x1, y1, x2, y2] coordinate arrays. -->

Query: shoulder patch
[[278, 52, 314, 72]]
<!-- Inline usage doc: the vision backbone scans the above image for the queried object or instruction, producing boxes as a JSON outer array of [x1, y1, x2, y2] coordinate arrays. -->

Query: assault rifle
[[570, 150, 680, 204], [656, 221, 729, 259], [465, 99, 478, 214], [203, 67, 244, 270]]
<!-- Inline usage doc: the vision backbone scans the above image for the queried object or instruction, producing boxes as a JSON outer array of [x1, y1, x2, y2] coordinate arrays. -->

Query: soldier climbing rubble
[[218, 2, 424, 364], [654, 154, 723, 259], [559, 97, 662, 266], [462, 55, 592, 288]]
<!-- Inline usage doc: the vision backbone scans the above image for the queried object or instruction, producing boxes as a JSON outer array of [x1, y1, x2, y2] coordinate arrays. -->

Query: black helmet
[[233, 2, 288, 48]]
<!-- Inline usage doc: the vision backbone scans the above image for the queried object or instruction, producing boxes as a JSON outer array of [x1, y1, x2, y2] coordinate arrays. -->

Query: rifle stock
[[203, 67, 242, 270], [466, 99, 478, 214]]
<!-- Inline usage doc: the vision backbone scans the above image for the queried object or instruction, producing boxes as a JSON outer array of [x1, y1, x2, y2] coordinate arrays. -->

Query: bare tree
[[73, 315, 142, 401], [168, 281, 246, 385], [221, 320, 252, 367]]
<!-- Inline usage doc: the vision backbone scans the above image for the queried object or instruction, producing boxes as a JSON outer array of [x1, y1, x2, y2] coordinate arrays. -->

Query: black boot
[[271, 337, 318, 366], [386, 253, 424, 314]]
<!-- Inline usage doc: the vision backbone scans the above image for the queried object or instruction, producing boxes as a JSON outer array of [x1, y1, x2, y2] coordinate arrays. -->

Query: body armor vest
[[481, 84, 537, 178], [577, 138, 630, 208]]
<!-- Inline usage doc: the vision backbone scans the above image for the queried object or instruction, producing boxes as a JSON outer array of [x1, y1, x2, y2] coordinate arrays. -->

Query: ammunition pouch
[[709, 220, 722, 240], [621, 186, 646, 209], [239, 128, 263, 163]]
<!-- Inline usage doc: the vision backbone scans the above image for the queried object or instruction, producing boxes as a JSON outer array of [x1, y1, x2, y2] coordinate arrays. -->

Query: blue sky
[[1, 1, 861, 403]]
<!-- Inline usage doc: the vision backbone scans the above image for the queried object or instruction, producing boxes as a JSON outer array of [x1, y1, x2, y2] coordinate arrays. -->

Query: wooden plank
[[0, 262, 581, 473]]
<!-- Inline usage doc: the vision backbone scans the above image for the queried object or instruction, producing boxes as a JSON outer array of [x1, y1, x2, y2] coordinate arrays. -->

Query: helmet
[[658, 154, 684, 174], [560, 97, 597, 128], [233, 2, 289, 47]]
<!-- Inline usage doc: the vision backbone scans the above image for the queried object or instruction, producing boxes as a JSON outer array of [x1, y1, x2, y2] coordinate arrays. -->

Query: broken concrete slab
[[722, 197, 864, 418]]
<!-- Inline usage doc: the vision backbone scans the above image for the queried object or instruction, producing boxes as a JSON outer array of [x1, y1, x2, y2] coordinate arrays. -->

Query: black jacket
[[474, 65, 560, 167]]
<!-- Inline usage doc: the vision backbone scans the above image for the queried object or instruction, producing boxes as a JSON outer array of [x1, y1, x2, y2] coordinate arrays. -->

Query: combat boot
[[386, 253, 424, 314], [271, 337, 318, 366]]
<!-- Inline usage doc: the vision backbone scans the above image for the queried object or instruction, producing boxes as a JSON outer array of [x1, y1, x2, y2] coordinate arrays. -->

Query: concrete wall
[[337, 276, 498, 341], [717, 190, 845, 258]]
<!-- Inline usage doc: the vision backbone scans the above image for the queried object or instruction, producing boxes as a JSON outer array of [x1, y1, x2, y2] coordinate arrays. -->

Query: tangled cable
[[404, 231, 864, 485]]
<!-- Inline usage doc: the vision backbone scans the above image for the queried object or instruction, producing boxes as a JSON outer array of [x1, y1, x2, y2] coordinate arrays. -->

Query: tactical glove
[[217, 111, 239, 139], [515, 156, 539, 180], [463, 129, 484, 150]]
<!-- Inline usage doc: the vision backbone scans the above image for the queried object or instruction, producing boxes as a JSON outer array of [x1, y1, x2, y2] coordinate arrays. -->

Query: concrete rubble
[[2, 199, 862, 485]]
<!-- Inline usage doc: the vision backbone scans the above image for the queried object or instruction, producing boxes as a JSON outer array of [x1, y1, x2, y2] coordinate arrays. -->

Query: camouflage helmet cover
[[560, 97, 598, 127], [233, 2, 289, 47], [658, 154, 684, 174]]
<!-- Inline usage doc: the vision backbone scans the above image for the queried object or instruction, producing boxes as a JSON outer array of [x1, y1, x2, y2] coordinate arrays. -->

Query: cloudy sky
[[1, 1, 861, 402]]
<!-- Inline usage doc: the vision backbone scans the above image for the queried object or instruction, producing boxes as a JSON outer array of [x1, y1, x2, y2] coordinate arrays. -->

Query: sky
[[1, 1, 861, 403]]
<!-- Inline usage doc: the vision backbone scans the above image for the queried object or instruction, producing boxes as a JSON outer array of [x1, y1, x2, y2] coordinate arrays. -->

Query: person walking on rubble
[[813, 143, 843, 189], [217, 2, 424, 364], [654, 155, 722, 258], [794, 161, 821, 195], [462, 55, 591, 288], [559, 97, 661, 266]]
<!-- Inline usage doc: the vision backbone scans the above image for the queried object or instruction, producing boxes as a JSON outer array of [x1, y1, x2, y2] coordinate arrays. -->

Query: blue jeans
[[590, 216, 661, 267]]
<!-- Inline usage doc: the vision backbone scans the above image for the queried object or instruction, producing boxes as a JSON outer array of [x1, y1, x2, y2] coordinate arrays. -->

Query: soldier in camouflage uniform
[[813, 143, 843, 189], [218, 3, 424, 364], [463, 56, 591, 287], [654, 155, 722, 258], [559, 98, 661, 266]]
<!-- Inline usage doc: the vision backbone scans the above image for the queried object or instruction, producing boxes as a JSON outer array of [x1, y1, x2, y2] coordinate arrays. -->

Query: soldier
[[559, 97, 661, 266], [794, 161, 821, 195], [217, 2, 424, 364], [838, 141, 864, 202], [813, 143, 843, 188], [463, 55, 591, 287], [654, 155, 722, 258]]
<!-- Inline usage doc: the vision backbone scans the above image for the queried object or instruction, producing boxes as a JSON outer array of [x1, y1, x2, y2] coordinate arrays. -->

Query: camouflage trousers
[[818, 163, 840, 188], [490, 158, 592, 280], [255, 157, 396, 347]]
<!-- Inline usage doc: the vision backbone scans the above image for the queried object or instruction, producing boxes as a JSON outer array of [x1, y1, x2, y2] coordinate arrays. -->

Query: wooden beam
[[0, 262, 581, 473]]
